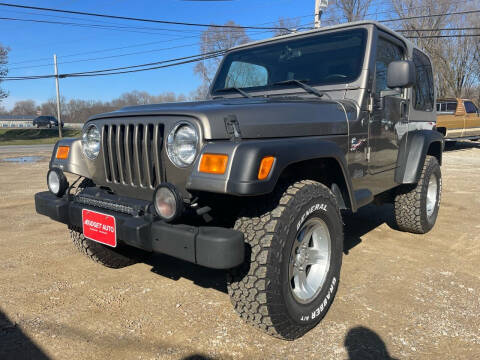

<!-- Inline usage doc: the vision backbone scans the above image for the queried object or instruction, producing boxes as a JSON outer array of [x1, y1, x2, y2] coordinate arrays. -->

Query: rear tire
[[227, 180, 343, 340], [394, 155, 442, 234]]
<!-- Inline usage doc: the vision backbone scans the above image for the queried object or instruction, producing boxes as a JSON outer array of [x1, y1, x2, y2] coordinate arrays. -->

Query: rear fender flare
[[395, 130, 444, 184]]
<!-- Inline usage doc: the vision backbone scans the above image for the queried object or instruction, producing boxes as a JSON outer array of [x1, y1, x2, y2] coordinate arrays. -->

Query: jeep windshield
[[211, 28, 367, 97]]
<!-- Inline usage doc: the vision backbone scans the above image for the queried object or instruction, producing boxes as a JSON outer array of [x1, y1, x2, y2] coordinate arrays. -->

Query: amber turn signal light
[[199, 154, 228, 174], [56, 146, 70, 160], [258, 156, 275, 180]]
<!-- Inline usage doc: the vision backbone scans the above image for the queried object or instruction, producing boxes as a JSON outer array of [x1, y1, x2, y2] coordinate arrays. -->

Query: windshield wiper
[[214, 87, 252, 98], [272, 79, 326, 98]]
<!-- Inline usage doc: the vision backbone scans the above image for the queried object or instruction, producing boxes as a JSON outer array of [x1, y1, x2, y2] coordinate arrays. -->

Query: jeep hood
[[89, 97, 356, 140]]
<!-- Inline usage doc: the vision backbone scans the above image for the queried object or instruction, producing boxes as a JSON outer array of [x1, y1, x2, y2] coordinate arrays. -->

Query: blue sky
[[0, 0, 321, 109]]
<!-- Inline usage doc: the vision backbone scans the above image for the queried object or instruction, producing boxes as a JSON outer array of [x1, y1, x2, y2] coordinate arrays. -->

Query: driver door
[[368, 36, 407, 174]]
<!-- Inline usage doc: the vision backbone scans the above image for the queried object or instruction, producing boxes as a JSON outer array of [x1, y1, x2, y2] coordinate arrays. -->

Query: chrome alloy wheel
[[289, 218, 331, 304], [426, 173, 438, 218]]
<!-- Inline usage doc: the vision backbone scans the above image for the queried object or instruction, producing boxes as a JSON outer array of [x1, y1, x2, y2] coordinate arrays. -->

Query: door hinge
[[224, 115, 242, 141], [367, 95, 374, 113]]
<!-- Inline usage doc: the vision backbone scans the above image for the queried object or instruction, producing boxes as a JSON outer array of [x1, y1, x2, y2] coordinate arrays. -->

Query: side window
[[375, 37, 403, 96], [464, 101, 478, 114], [225, 61, 268, 89], [412, 49, 434, 111], [446, 102, 457, 112]]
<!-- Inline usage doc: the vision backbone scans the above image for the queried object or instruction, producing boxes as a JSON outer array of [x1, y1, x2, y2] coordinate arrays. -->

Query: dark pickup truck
[[35, 21, 443, 340]]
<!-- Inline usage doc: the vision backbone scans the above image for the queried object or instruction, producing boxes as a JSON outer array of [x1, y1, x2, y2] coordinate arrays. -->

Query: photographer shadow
[[0, 309, 49, 360], [345, 326, 398, 360]]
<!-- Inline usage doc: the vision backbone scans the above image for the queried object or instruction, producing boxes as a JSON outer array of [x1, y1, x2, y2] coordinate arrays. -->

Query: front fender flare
[[49, 138, 91, 178], [187, 136, 354, 206]]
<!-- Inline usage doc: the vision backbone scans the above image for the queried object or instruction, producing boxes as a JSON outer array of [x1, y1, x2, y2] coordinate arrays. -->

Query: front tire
[[227, 180, 343, 340], [69, 178, 144, 268], [70, 227, 140, 268], [394, 155, 442, 234]]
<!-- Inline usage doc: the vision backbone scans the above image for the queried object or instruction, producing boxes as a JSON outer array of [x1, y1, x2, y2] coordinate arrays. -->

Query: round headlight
[[82, 124, 101, 160], [166, 122, 199, 167], [47, 168, 69, 197]]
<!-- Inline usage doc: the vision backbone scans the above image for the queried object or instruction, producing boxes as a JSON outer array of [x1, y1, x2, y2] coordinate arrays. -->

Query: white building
[[0, 115, 35, 128]]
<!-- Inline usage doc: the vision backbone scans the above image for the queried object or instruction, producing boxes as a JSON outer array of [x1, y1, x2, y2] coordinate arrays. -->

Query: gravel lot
[[0, 143, 479, 360]]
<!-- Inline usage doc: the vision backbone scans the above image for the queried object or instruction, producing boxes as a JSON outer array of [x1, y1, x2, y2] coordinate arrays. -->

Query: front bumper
[[34, 191, 245, 269]]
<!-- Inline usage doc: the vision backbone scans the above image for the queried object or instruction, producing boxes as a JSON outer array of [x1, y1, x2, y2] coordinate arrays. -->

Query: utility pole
[[53, 54, 63, 138], [315, 0, 329, 28]]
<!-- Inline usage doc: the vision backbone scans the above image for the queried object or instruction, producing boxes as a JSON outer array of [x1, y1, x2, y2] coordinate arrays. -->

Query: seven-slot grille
[[102, 123, 164, 189]]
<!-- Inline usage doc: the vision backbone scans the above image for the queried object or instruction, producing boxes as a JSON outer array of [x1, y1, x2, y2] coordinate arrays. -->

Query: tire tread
[[227, 180, 341, 340]]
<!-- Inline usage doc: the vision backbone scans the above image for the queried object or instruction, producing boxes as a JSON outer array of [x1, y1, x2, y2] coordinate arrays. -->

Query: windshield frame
[[210, 26, 370, 98]]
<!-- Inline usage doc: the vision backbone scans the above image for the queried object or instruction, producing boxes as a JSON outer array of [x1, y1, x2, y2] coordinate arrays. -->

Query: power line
[[0, 2, 287, 30], [7, 26, 278, 71], [4, 8, 480, 81], [3, 18, 277, 67], [0, 15, 271, 35], [3, 53, 221, 81], [3, 50, 227, 80], [379, 9, 480, 23], [398, 27, 480, 32], [5, 31, 480, 81], [0, 8, 203, 33], [406, 34, 480, 39], [8, 42, 205, 71], [0, 16, 219, 35]]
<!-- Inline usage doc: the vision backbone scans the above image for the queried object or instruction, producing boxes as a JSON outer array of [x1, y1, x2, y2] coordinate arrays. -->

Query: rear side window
[[446, 102, 457, 112], [464, 101, 478, 114], [412, 49, 434, 111], [437, 102, 457, 113]]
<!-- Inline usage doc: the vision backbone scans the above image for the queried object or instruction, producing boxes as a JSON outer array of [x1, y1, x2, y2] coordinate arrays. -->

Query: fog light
[[47, 168, 69, 197], [153, 183, 183, 221]]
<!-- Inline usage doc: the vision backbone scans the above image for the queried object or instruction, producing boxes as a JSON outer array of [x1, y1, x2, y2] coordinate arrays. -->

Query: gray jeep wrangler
[[35, 21, 443, 340]]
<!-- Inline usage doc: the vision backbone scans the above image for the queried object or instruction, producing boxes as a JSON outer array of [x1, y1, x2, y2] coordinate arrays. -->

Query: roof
[[229, 20, 415, 52], [437, 98, 475, 102]]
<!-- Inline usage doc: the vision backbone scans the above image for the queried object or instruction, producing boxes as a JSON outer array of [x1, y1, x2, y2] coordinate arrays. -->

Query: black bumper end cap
[[196, 227, 244, 269], [151, 222, 245, 269], [35, 191, 69, 224]]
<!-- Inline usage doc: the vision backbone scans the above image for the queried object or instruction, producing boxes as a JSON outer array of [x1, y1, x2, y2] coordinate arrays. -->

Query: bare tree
[[11, 100, 36, 115], [38, 97, 64, 118], [0, 43, 9, 102], [273, 17, 302, 36], [7, 90, 188, 122], [324, 0, 374, 23], [194, 21, 251, 98], [390, 0, 479, 98]]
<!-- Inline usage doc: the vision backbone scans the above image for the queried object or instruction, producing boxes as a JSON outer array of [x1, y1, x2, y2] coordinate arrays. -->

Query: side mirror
[[387, 60, 416, 89]]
